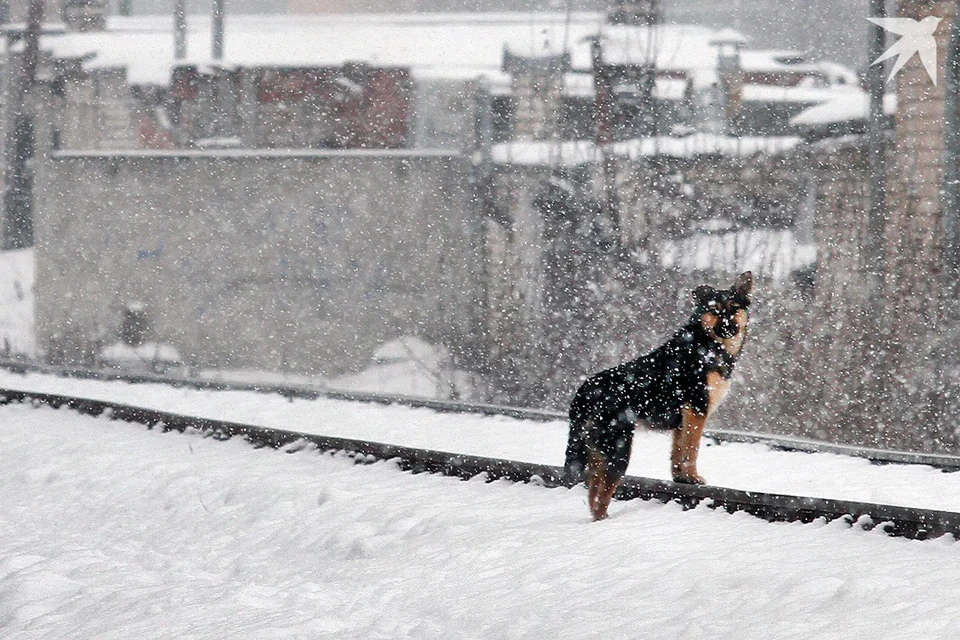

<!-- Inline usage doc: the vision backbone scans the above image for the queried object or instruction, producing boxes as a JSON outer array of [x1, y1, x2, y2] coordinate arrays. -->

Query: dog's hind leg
[[586, 448, 621, 521], [563, 419, 592, 486], [672, 408, 707, 485], [594, 476, 620, 521], [586, 448, 607, 520], [586, 450, 603, 517]]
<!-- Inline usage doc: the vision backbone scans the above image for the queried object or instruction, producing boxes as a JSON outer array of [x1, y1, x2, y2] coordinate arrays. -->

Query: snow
[[616, 133, 803, 158], [0, 249, 35, 359], [3, 393, 960, 637], [100, 341, 183, 368], [491, 139, 599, 166], [329, 337, 475, 400], [371, 336, 445, 365], [330, 360, 460, 398], [491, 134, 802, 166], [661, 229, 816, 280]]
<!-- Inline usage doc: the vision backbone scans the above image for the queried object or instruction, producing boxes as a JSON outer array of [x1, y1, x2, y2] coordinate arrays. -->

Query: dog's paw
[[672, 473, 706, 485]]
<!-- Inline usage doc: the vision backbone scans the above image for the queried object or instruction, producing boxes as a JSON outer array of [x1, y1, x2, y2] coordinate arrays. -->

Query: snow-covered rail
[[3, 359, 960, 471], [4, 386, 960, 541]]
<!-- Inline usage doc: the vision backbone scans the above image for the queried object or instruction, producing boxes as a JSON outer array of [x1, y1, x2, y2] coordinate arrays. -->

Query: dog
[[563, 271, 753, 521]]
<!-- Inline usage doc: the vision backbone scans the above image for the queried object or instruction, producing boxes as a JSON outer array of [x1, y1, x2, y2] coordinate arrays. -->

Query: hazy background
[[113, 0, 873, 69]]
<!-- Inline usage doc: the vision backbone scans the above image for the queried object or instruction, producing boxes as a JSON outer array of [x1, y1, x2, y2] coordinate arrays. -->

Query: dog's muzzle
[[717, 319, 740, 339]]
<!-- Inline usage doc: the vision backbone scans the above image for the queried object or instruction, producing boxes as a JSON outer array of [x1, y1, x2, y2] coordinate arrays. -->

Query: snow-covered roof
[[32, 13, 591, 85], [28, 12, 865, 121], [740, 52, 861, 88], [709, 27, 748, 45], [491, 140, 598, 166], [740, 50, 810, 73], [100, 341, 182, 365], [491, 133, 802, 166], [372, 336, 447, 367], [741, 83, 862, 105], [661, 228, 815, 281], [616, 133, 802, 159], [790, 91, 897, 127], [29, 13, 751, 87]]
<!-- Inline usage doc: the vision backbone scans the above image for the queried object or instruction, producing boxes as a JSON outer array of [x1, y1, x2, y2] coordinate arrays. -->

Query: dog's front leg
[[672, 408, 707, 484]]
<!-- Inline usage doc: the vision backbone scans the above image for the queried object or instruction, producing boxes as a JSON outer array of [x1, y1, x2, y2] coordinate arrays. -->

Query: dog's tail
[[562, 417, 590, 487]]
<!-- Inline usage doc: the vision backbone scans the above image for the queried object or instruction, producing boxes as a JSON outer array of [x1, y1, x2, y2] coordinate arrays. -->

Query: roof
[[592, 23, 741, 85], [29, 13, 760, 87]]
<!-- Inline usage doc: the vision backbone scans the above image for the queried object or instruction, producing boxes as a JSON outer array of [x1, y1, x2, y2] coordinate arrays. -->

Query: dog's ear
[[693, 285, 716, 307], [733, 271, 753, 304]]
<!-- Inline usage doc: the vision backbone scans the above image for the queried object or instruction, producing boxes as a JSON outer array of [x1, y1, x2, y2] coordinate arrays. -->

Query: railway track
[[4, 358, 960, 470], [3, 385, 960, 541]]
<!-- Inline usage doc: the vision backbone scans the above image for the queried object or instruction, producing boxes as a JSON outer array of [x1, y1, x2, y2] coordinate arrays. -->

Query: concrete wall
[[33, 149, 482, 376], [57, 67, 137, 150]]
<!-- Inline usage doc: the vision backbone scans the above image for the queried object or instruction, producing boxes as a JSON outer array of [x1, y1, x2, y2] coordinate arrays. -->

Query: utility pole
[[865, 0, 887, 294], [174, 0, 186, 60], [212, 0, 225, 60], [2, 0, 42, 250], [211, 0, 227, 138], [591, 36, 619, 246], [944, 1, 960, 280], [859, 0, 890, 433]]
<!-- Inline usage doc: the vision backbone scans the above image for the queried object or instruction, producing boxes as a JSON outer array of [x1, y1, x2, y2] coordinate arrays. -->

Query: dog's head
[[692, 271, 753, 340]]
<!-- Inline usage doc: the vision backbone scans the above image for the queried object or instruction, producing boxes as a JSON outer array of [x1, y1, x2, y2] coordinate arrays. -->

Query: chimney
[[710, 29, 746, 135], [607, 0, 660, 26], [502, 49, 569, 141], [62, 0, 106, 32]]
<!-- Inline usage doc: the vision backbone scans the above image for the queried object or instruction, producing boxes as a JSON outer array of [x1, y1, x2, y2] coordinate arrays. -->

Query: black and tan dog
[[563, 271, 753, 521]]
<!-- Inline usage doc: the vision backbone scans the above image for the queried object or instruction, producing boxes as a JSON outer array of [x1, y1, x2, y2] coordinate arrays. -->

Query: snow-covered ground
[[3, 400, 960, 638]]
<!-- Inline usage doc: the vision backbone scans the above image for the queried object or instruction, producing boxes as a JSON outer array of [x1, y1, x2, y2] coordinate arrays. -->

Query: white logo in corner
[[868, 16, 942, 85]]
